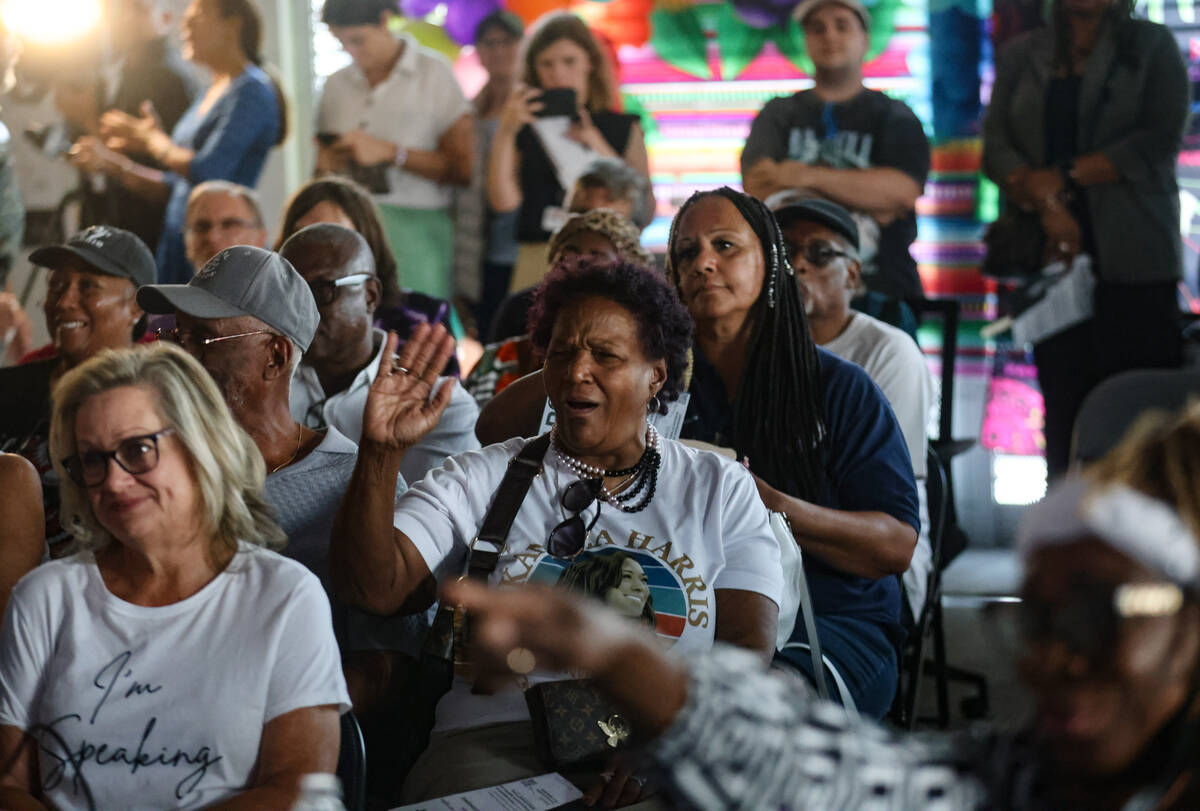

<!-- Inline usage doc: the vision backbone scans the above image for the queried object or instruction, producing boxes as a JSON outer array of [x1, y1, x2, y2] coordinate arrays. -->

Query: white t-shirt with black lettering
[[395, 436, 784, 731], [0, 543, 351, 811]]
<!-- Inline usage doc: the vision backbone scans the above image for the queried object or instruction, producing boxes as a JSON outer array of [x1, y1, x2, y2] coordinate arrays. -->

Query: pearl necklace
[[552, 425, 661, 513]]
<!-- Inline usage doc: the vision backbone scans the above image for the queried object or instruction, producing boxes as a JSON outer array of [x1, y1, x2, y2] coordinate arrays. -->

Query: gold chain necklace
[[269, 425, 304, 474]]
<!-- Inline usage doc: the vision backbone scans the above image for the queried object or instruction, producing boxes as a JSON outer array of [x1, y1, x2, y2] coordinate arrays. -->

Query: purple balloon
[[445, 0, 502, 46], [401, 0, 441, 17], [732, 0, 799, 28]]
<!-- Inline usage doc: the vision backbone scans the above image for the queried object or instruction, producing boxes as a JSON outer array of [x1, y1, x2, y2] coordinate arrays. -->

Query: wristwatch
[[393, 145, 408, 169]]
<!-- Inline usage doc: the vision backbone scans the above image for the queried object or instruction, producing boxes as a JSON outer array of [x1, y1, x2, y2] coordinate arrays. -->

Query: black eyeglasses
[[547, 479, 602, 559], [790, 239, 854, 268], [61, 428, 175, 488], [307, 273, 372, 307]]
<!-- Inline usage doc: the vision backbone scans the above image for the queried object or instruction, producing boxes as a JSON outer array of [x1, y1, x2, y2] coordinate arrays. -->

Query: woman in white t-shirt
[[0, 343, 350, 811], [331, 259, 782, 807]]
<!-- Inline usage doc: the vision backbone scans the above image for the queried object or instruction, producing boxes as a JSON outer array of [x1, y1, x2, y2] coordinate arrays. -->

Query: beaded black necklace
[[552, 424, 662, 514]]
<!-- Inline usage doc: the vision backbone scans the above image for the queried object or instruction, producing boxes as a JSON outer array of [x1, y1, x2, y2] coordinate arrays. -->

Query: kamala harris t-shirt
[[394, 437, 784, 731]]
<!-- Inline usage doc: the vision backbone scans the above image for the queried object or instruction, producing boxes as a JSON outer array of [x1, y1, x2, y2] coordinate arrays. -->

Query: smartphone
[[315, 132, 340, 147], [534, 88, 577, 119]]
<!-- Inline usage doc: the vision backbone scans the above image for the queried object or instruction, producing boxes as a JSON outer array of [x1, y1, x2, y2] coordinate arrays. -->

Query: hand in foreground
[[100, 101, 162, 154], [584, 753, 649, 809], [442, 579, 688, 737], [361, 325, 456, 452]]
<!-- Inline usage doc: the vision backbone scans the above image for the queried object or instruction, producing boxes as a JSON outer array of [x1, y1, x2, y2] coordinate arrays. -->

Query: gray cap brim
[[137, 284, 255, 321], [30, 244, 151, 286]]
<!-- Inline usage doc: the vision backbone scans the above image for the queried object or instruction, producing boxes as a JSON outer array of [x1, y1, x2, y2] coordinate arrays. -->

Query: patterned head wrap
[[547, 208, 654, 268]]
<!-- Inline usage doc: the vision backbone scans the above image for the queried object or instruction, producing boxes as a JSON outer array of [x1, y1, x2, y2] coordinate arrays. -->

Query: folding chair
[[1070, 368, 1200, 467], [337, 711, 367, 811]]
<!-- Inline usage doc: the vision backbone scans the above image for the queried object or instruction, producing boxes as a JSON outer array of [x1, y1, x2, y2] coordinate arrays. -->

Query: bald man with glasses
[[283, 223, 479, 489]]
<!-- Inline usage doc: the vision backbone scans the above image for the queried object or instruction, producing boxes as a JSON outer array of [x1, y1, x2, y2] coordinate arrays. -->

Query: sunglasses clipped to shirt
[[547, 479, 603, 559], [61, 428, 175, 488]]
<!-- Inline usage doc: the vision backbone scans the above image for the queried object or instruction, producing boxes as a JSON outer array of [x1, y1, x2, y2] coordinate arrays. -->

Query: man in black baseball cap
[[771, 193, 936, 624], [0, 224, 154, 553]]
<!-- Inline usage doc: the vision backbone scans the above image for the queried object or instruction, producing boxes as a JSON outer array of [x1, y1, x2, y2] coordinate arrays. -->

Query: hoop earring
[[647, 394, 661, 414]]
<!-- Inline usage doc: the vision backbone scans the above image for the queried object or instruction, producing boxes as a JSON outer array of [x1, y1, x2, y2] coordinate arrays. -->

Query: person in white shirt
[[282, 223, 480, 486], [316, 0, 474, 300], [773, 195, 935, 621], [0, 342, 348, 811], [332, 259, 781, 806]]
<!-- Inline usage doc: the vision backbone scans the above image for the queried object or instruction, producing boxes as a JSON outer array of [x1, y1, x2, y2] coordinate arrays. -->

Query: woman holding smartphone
[[486, 13, 653, 294]]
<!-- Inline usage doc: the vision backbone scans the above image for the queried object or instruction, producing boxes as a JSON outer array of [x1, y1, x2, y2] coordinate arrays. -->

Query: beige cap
[[793, 0, 871, 28]]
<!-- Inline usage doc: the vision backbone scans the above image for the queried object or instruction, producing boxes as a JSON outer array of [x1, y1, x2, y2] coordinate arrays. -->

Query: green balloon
[[649, 6, 712, 80], [715, 4, 769, 80]]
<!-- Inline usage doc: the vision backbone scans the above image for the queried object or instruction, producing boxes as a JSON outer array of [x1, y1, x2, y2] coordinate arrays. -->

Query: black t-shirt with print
[[742, 88, 931, 301]]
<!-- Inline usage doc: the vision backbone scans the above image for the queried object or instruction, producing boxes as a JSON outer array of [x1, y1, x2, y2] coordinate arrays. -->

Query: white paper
[[538, 393, 691, 441], [391, 771, 582, 811], [1011, 254, 1096, 347], [530, 117, 596, 196]]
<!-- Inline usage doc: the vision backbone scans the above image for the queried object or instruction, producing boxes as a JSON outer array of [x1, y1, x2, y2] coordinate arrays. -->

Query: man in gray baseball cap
[[138, 245, 323, 476], [138, 244, 456, 728]]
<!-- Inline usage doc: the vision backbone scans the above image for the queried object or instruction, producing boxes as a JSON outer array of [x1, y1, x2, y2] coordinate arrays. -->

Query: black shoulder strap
[[464, 433, 551, 582], [422, 434, 553, 667]]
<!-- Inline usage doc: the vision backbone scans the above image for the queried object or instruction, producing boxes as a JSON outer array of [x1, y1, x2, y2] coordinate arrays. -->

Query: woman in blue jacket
[[71, 0, 286, 284]]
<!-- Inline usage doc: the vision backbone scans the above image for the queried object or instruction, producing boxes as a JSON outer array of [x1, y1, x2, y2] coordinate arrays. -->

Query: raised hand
[[361, 324, 457, 452], [99, 101, 162, 155]]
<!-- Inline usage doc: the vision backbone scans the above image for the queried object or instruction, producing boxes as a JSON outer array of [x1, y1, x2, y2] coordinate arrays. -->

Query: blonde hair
[[1086, 399, 1200, 541], [521, 13, 615, 113], [49, 342, 285, 558]]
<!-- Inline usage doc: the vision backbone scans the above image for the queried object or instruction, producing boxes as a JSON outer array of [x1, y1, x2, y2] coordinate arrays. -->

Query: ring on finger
[[506, 646, 536, 675]]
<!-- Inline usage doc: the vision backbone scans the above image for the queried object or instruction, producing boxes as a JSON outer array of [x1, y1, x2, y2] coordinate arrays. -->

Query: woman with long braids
[[477, 187, 919, 718], [331, 259, 783, 807], [983, 0, 1187, 478], [667, 187, 918, 719]]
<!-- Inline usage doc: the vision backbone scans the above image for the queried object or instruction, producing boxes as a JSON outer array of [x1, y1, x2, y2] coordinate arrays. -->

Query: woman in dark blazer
[[982, 0, 1189, 477]]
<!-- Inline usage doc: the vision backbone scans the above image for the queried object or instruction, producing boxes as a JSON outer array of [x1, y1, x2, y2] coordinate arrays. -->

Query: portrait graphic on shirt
[[525, 547, 690, 642]]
